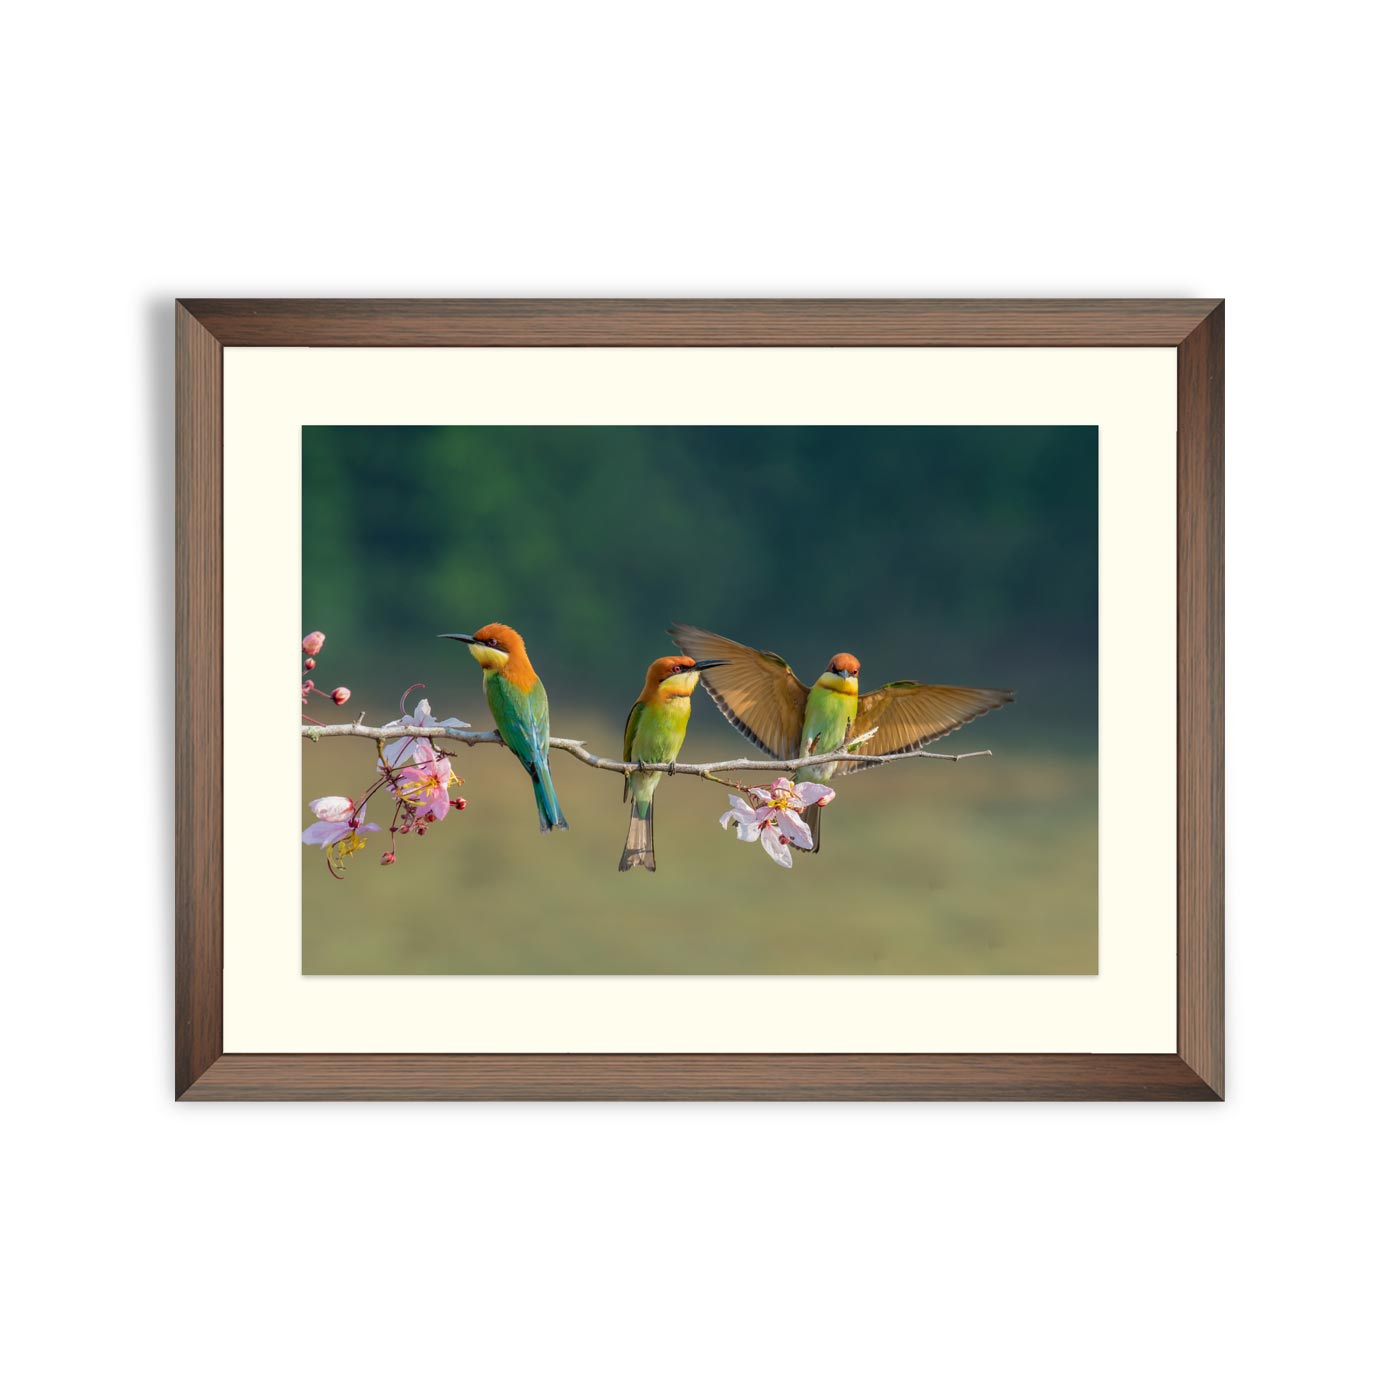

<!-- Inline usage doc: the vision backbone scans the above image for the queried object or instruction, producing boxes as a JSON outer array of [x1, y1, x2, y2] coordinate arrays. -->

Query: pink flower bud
[[331, 686, 351, 705], [380, 851, 396, 866], [451, 797, 468, 810], [302, 631, 325, 656], [302, 679, 315, 694], [304, 657, 316, 671]]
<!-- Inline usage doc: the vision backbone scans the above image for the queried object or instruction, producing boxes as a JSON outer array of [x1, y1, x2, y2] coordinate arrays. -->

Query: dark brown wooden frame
[[177, 299, 1223, 1101]]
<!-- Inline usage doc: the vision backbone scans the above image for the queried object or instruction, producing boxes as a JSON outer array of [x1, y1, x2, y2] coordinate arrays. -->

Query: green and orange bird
[[440, 623, 568, 832], [668, 623, 1013, 852], [619, 654, 727, 872]]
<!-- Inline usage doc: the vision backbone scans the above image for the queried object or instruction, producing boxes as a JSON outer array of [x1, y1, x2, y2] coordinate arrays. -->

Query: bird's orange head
[[817, 652, 861, 694], [440, 622, 535, 682], [642, 654, 727, 700], [471, 622, 524, 655]]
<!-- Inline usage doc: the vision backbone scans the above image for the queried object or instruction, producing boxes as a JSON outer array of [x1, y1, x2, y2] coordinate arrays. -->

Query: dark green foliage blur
[[303, 426, 1096, 734], [302, 426, 1098, 975]]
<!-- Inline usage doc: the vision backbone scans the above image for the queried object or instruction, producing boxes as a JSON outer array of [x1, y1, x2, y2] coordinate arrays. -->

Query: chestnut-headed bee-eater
[[440, 623, 568, 833], [668, 623, 1013, 852], [619, 654, 727, 872]]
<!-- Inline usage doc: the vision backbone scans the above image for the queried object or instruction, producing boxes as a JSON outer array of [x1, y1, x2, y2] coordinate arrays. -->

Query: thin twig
[[299, 722, 991, 777]]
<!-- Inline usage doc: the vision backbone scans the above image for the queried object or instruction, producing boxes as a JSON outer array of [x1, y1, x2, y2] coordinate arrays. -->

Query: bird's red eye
[[672, 664, 683, 673]]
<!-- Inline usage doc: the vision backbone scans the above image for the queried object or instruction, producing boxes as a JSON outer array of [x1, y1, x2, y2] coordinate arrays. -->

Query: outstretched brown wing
[[840, 682, 1013, 772], [668, 623, 808, 759]]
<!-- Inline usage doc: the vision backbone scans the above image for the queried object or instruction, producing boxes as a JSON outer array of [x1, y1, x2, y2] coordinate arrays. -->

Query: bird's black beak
[[835, 668, 852, 679], [439, 634, 477, 644], [692, 659, 728, 671]]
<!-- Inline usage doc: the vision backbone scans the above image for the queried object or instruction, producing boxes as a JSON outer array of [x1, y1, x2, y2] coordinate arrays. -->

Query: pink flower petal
[[760, 824, 793, 867], [309, 795, 354, 822], [793, 782, 835, 808], [302, 820, 349, 847], [776, 809, 813, 848], [381, 737, 413, 768], [720, 809, 762, 841]]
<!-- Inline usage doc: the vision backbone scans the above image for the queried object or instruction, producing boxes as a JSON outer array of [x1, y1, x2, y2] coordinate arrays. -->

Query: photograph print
[[300, 425, 1097, 976]]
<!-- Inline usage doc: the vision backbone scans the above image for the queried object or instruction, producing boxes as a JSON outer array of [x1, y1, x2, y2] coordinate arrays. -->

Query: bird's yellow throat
[[815, 671, 859, 696], [657, 671, 703, 698], [467, 642, 510, 672]]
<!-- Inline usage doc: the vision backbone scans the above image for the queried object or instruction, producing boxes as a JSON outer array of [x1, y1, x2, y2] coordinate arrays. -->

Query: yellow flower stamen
[[330, 832, 368, 870], [396, 764, 461, 807]]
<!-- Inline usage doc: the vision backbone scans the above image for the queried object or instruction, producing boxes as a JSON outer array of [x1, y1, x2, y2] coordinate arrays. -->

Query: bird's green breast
[[484, 670, 549, 760], [802, 684, 857, 754], [631, 696, 691, 762]]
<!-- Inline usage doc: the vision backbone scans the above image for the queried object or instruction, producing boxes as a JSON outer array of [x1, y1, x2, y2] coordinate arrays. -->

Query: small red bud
[[302, 631, 325, 656], [331, 686, 351, 705], [304, 657, 316, 671], [451, 797, 468, 810], [380, 851, 396, 865]]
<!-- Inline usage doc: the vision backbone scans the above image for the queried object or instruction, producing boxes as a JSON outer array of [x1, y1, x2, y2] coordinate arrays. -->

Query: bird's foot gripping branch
[[299, 628, 995, 879]]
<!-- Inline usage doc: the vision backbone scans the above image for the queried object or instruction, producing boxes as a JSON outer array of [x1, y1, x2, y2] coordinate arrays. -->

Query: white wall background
[[5, 3, 1393, 1396]]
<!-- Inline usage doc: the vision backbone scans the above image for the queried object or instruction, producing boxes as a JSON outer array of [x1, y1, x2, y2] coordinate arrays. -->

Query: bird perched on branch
[[619, 654, 727, 872], [440, 623, 567, 832], [668, 623, 1012, 852]]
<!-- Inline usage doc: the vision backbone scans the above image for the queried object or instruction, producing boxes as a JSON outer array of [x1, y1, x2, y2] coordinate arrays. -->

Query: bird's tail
[[801, 801, 823, 855], [619, 795, 656, 872], [532, 760, 568, 833]]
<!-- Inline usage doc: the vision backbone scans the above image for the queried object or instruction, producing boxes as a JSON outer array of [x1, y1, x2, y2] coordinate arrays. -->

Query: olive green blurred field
[[302, 425, 1097, 975]]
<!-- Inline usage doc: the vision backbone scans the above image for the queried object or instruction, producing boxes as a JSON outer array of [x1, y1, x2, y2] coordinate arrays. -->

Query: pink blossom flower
[[718, 777, 835, 868], [331, 686, 352, 705], [302, 631, 325, 655], [380, 697, 468, 771], [301, 795, 380, 859], [393, 754, 459, 822]]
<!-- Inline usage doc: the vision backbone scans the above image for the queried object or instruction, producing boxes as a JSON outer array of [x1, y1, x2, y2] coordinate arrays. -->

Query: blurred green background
[[302, 425, 1097, 974]]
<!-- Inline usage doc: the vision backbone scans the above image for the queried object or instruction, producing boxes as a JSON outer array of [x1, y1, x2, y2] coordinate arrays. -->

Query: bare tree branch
[[300, 722, 991, 777]]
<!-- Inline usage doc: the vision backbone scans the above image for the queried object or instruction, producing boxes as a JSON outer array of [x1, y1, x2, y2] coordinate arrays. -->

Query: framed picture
[[176, 298, 1222, 1100]]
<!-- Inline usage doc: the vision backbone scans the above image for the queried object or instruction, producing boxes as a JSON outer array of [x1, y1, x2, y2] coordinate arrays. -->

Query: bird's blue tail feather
[[532, 760, 568, 832]]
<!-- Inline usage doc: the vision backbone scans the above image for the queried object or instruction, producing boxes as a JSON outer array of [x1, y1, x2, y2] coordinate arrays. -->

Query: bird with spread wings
[[668, 622, 1013, 852]]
